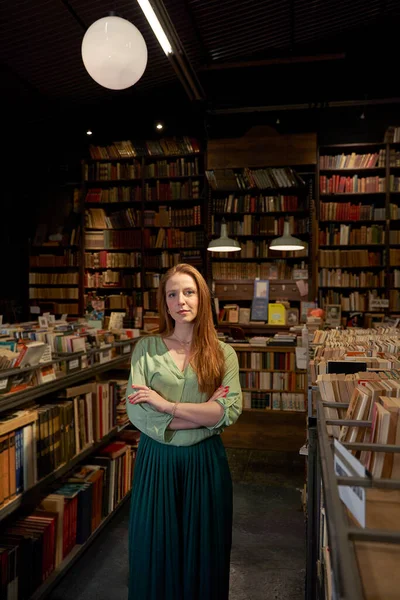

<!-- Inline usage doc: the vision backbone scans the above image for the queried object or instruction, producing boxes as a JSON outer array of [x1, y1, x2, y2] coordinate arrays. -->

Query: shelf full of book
[[206, 165, 313, 330], [316, 140, 400, 325], [81, 137, 206, 324], [0, 330, 141, 600]]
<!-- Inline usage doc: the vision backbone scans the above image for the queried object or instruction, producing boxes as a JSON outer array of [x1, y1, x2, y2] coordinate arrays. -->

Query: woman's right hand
[[208, 385, 229, 403]]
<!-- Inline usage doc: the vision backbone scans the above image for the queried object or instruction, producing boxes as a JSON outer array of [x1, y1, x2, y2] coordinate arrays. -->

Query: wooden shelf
[[319, 244, 385, 249], [320, 192, 385, 196], [29, 491, 132, 600], [0, 349, 136, 414], [0, 425, 124, 523], [319, 167, 385, 172]]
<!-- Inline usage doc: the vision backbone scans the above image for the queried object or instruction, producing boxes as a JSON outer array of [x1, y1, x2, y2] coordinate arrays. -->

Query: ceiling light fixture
[[207, 219, 241, 253], [86, 130, 93, 136], [269, 219, 305, 251], [156, 123, 163, 130], [81, 14, 148, 90], [136, 0, 173, 55]]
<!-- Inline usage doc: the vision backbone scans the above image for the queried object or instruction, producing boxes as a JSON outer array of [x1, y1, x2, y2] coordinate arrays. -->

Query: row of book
[[0, 380, 131, 507], [242, 391, 305, 411], [144, 180, 201, 201], [145, 158, 201, 177], [29, 251, 80, 268], [319, 151, 386, 170], [29, 288, 79, 299], [84, 271, 141, 289], [211, 261, 306, 280], [206, 167, 304, 191], [320, 291, 386, 312], [239, 371, 305, 391], [211, 194, 304, 214], [85, 230, 142, 250], [390, 175, 400, 191], [390, 249, 400, 264], [85, 187, 142, 204], [29, 273, 79, 285], [84, 162, 142, 182], [390, 290, 400, 311], [85, 208, 141, 229], [319, 202, 385, 222], [319, 224, 385, 246], [142, 206, 202, 228], [144, 228, 204, 249], [88, 137, 200, 159], [235, 350, 296, 371], [84, 251, 142, 269], [143, 250, 201, 270], [318, 269, 385, 288], [0, 432, 139, 600], [390, 231, 400, 243], [318, 250, 382, 268], [320, 175, 385, 194], [212, 216, 308, 237]]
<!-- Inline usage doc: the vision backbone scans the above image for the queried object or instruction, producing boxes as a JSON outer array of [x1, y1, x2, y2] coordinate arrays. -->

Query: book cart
[[306, 385, 400, 600]]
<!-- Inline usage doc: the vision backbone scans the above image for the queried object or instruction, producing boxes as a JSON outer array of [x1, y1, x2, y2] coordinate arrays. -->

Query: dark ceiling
[[1, 0, 400, 137]]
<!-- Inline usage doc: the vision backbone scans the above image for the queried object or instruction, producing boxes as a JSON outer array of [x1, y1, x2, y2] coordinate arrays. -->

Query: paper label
[[333, 439, 367, 527], [123, 344, 131, 354], [68, 358, 80, 370], [30, 306, 40, 314], [0, 378, 8, 390]]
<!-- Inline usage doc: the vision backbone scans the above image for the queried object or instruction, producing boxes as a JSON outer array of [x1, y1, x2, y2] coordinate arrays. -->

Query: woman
[[126, 263, 242, 600]]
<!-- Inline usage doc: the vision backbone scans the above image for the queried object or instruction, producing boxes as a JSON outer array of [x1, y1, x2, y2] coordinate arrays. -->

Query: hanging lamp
[[269, 219, 305, 251], [207, 219, 241, 253], [81, 14, 148, 90]]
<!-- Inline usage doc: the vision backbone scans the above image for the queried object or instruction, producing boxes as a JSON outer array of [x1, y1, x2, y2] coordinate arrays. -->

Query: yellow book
[[268, 303, 286, 325]]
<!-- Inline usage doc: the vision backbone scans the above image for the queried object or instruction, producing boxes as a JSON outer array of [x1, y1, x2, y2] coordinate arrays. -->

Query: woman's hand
[[128, 384, 170, 414], [208, 385, 229, 403]]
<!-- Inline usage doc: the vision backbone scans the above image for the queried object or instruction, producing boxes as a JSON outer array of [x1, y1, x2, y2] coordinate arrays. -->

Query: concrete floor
[[48, 449, 306, 600]]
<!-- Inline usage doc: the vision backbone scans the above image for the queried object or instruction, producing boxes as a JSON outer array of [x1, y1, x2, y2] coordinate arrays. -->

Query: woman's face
[[165, 272, 199, 324]]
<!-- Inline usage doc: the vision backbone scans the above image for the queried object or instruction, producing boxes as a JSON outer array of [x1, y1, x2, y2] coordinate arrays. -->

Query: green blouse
[[126, 335, 242, 446]]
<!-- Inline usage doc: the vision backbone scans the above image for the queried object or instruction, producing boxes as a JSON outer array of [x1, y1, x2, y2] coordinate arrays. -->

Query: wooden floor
[[221, 409, 306, 452]]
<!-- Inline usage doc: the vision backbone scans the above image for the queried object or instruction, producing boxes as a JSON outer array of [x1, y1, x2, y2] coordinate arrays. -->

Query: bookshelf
[[81, 137, 205, 324], [230, 344, 306, 412], [28, 187, 83, 317], [316, 141, 400, 323], [0, 336, 140, 599], [206, 165, 313, 329]]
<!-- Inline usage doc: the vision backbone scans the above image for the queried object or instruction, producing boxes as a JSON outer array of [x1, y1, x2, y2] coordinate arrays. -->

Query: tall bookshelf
[[28, 186, 83, 317], [81, 137, 206, 325], [207, 165, 312, 333], [316, 141, 400, 324]]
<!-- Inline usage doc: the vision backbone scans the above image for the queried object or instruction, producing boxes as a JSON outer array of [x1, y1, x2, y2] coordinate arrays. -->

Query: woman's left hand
[[128, 384, 170, 413]]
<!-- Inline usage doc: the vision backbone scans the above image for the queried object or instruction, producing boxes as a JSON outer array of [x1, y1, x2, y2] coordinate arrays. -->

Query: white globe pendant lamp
[[81, 14, 148, 90]]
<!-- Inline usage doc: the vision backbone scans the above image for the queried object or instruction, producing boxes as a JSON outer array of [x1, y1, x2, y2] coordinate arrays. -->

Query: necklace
[[171, 333, 192, 347]]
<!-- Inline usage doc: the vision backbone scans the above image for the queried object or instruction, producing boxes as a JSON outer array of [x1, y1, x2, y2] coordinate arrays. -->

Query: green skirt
[[128, 433, 233, 600]]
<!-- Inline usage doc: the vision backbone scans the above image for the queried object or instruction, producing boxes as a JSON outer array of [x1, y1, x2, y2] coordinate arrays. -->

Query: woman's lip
[[178, 310, 189, 314]]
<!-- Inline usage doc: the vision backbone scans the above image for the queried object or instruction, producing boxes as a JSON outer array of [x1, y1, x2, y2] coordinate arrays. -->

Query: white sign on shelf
[[333, 439, 367, 527], [369, 298, 389, 310]]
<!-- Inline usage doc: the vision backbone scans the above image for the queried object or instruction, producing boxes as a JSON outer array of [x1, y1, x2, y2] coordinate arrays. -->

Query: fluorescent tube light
[[136, 0, 173, 55]]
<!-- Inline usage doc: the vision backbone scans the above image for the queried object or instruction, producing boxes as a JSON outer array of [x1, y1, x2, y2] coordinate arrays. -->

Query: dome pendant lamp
[[269, 218, 305, 251], [207, 219, 241, 253], [81, 13, 148, 90]]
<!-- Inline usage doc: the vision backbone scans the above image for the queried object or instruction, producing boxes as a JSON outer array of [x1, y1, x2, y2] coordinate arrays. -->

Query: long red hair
[[157, 263, 225, 396]]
